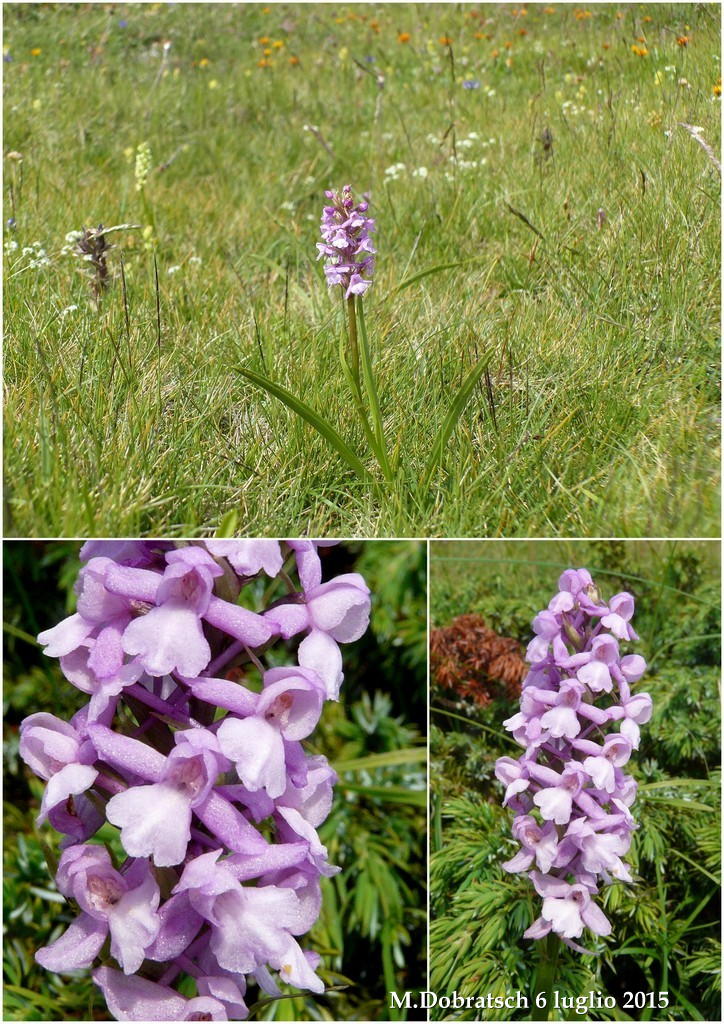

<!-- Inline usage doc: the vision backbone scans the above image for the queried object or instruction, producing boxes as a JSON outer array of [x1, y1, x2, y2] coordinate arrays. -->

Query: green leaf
[[215, 509, 239, 537], [334, 747, 427, 773], [639, 778, 720, 791], [642, 797, 715, 813], [237, 365, 371, 481], [339, 781, 427, 806], [669, 986, 705, 1021], [3, 985, 64, 1013], [421, 350, 492, 491], [668, 850, 721, 886]]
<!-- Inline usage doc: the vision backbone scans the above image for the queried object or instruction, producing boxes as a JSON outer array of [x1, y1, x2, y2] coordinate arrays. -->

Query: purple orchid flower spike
[[318, 184, 376, 300], [20, 539, 370, 1020], [495, 568, 651, 954]]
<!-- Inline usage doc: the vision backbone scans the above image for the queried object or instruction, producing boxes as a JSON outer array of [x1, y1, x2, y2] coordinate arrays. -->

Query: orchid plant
[[20, 539, 371, 1021], [495, 568, 652, 1012], [238, 184, 491, 498]]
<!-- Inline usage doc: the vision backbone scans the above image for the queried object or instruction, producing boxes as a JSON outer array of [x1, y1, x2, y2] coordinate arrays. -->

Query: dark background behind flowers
[[429, 540, 720, 1022], [3, 540, 427, 1022]]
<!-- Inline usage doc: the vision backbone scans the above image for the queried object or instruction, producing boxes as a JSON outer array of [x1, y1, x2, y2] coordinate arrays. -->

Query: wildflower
[[257, 58, 271, 68], [398, 32, 411, 44], [272, 40, 284, 49], [198, 56, 210, 66], [412, 167, 429, 178], [23, 541, 369, 1017], [676, 35, 689, 47], [258, 36, 270, 45], [317, 184, 376, 300], [439, 35, 453, 46], [384, 162, 406, 182], [73, 225, 110, 300], [714, 78, 722, 97], [30, 47, 42, 56], [631, 45, 648, 57], [495, 569, 651, 952], [289, 55, 300, 65], [463, 79, 480, 89], [134, 141, 152, 192], [208, 78, 219, 88], [167, 265, 181, 275]]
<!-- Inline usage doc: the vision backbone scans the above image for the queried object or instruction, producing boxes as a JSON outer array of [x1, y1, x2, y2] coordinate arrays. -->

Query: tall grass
[[4, 3, 720, 536]]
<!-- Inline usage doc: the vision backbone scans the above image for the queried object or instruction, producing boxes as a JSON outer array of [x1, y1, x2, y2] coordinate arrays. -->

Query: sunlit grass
[[4, 2, 720, 537]]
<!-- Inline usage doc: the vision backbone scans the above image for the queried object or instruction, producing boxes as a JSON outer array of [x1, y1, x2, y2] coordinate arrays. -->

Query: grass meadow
[[4, 3, 721, 538]]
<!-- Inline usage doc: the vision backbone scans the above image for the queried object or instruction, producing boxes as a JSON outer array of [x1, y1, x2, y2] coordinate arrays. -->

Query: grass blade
[[421, 350, 492, 491], [237, 365, 370, 481], [390, 257, 488, 294]]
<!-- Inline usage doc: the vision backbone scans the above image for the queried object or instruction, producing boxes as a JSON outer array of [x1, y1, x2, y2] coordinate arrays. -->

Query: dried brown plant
[[431, 613, 527, 707]]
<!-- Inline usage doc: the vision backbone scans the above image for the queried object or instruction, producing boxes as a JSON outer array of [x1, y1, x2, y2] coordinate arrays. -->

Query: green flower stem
[[341, 295, 395, 484], [347, 294, 361, 393], [532, 933, 560, 1021]]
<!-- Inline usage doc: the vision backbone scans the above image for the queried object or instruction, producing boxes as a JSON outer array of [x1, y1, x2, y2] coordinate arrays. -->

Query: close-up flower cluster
[[19, 539, 371, 1021], [317, 184, 376, 299], [495, 568, 652, 953]]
